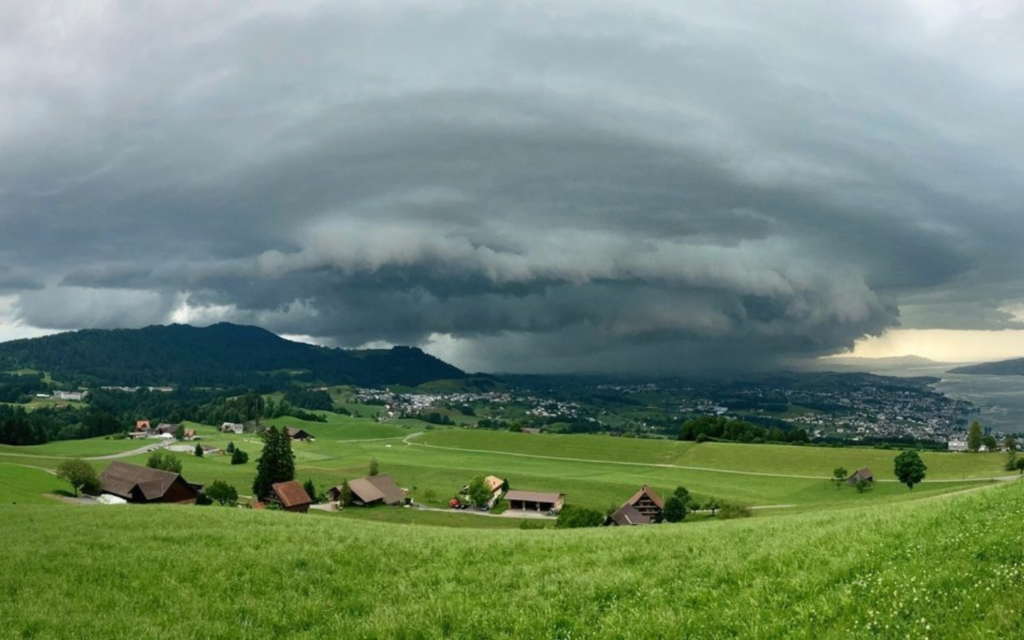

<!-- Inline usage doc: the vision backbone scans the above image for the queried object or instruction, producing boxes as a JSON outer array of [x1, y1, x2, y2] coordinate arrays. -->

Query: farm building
[[341, 474, 406, 506], [135, 420, 151, 432], [623, 485, 664, 521], [604, 504, 651, 526], [285, 427, 314, 441], [99, 461, 200, 504], [505, 490, 564, 514], [154, 423, 181, 436], [220, 422, 245, 434], [846, 468, 874, 486], [265, 480, 313, 513]]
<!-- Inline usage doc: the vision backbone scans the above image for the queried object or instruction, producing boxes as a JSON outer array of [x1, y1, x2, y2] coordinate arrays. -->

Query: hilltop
[[0, 323, 466, 388]]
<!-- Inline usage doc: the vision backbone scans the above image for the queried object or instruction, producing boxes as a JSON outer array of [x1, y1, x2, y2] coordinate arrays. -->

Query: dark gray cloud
[[2, 1, 1024, 371]]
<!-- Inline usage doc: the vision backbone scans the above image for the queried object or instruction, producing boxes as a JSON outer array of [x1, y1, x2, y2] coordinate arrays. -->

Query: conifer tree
[[252, 426, 295, 499]]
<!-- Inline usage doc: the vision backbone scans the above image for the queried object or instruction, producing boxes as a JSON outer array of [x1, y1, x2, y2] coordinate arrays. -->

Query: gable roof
[[847, 467, 874, 481], [100, 461, 190, 501], [285, 427, 312, 439], [607, 504, 651, 526], [624, 485, 664, 509], [348, 474, 405, 505], [270, 480, 312, 509], [505, 490, 563, 504], [485, 476, 504, 492]]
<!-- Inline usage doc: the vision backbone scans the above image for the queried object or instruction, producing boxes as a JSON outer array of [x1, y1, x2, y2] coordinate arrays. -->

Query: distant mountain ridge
[[947, 358, 1024, 376], [0, 323, 466, 388]]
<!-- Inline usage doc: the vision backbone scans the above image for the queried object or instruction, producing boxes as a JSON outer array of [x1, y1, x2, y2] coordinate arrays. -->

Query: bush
[[147, 450, 182, 474], [226, 442, 235, 454], [716, 502, 752, 519], [518, 519, 546, 530], [205, 480, 238, 506], [555, 505, 605, 529], [231, 448, 249, 465], [194, 443, 204, 457]]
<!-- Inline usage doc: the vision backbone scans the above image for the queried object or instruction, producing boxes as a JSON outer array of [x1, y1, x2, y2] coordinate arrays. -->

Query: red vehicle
[[449, 498, 462, 509]]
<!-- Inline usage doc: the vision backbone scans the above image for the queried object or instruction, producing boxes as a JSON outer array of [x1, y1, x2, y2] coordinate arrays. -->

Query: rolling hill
[[948, 357, 1024, 376], [0, 323, 466, 388]]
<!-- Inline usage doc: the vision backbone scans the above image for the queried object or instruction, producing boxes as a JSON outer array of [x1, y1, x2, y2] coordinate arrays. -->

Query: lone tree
[[703, 497, 721, 517], [982, 434, 998, 452], [832, 466, 848, 489], [252, 426, 295, 499], [663, 495, 687, 523], [967, 421, 983, 452], [369, 458, 380, 477], [147, 450, 182, 474], [303, 479, 318, 502], [231, 448, 249, 465], [226, 441, 236, 454], [194, 443, 204, 457], [1004, 436, 1018, 471], [337, 479, 353, 506], [205, 480, 238, 506], [56, 459, 99, 497], [173, 424, 186, 441], [467, 476, 491, 507], [894, 450, 927, 490]]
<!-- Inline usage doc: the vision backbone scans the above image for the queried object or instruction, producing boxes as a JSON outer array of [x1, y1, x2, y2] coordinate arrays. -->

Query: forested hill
[[947, 358, 1024, 376], [0, 323, 466, 387]]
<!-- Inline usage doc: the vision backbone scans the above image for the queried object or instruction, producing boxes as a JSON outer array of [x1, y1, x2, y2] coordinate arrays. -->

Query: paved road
[[0, 440, 168, 461], [402, 433, 1021, 484]]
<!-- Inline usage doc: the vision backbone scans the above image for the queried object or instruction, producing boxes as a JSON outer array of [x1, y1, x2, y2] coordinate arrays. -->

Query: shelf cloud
[[2, 1, 1023, 372]]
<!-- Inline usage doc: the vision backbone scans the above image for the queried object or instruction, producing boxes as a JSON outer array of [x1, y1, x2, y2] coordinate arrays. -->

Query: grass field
[[1, 481, 1021, 638], [0, 419, 1012, 516]]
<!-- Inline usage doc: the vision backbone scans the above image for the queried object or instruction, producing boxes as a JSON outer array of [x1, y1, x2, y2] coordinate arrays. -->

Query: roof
[[607, 504, 651, 526], [348, 474, 405, 505], [99, 461, 185, 501], [271, 480, 312, 509], [624, 485, 664, 509], [848, 467, 874, 480], [505, 490, 564, 503], [155, 423, 180, 434], [285, 427, 312, 439], [135, 420, 150, 430], [485, 476, 504, 492]]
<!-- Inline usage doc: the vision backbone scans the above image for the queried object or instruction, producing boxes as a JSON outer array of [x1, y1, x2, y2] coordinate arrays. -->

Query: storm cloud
[[2, 1, 1024, 372]]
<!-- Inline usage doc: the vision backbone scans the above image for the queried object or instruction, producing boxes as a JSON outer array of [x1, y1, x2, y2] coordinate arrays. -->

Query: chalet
[[135, 420, 151, 432], [604, 504, 651, 526], [265, 480, 313, 513], [154, 423, 181, 436], [341, 474, 406, 506], [505, 489, 564, 514], [285, 427, 314, 441], [184, 429, 197, 440], [221, 422, 245, 434], [622, 485, 664, 521], [846, 468, 874, 486], [99, 461, 200, 504]]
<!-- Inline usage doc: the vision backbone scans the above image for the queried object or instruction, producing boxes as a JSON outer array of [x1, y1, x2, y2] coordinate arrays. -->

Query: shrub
[[147, 450, 182, 474], [716, 502, 752, 519], [555, 505, 604, 529], [194, 443, 204, 457], [231, 448, 249, 465], [205, 480, 238, 506]]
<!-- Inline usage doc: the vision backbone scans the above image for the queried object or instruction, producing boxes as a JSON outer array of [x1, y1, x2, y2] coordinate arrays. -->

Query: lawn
[[0, 482, 1021, 637]]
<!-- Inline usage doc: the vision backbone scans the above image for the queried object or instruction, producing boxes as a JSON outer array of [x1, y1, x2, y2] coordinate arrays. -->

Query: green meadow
[[1, 481, 1022, 638]]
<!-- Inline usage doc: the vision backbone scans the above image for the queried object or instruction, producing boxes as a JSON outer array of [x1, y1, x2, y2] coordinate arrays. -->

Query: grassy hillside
[[1, 482, 1022, 638]]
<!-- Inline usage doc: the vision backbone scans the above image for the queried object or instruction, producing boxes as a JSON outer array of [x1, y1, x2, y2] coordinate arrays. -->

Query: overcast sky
[[2, 1, 1024, 373]]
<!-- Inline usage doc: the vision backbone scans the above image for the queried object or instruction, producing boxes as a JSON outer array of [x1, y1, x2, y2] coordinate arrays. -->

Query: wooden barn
[[99, 461, 200, 504], [343, 474, 406, 506], [505, 490, 564, 514], [265, 480, 313, 513], [846, 468, 874, 486], [604, 504, 651, 526], [623, 485, 665, 521], [285, 427, 314, 441]]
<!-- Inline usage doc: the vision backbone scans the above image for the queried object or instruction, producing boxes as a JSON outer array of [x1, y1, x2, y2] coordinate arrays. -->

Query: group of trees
[[678, 416, 809, 445]]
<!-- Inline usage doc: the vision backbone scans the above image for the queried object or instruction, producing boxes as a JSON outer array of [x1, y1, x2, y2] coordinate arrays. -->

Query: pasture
[[0, 481, 1022, 638], [0, 414, 1011, 518]]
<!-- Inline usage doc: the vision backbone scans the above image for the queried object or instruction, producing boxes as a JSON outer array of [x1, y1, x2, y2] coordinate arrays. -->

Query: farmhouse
[[154, 423, 181, 436], [846, 468, 874, 486], [343, 474, 406, 506], [505, 489, 564, 514], [604, 504, 651, 526], [221, 422, 245, 434], [265, 480, 313, 513], [622, 485, 664, 521], [285, 427, 314, 441], [135, 420, 151, 432], [99, 461, 200, 504]]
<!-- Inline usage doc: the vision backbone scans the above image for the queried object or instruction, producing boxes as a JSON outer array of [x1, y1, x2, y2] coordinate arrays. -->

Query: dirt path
[[0, 440, 169, 462], [402, 433, 1020, 484]]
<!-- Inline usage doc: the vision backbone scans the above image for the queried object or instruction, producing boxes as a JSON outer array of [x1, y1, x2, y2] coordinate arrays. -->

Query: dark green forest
[[0, 323, 465, 388]]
